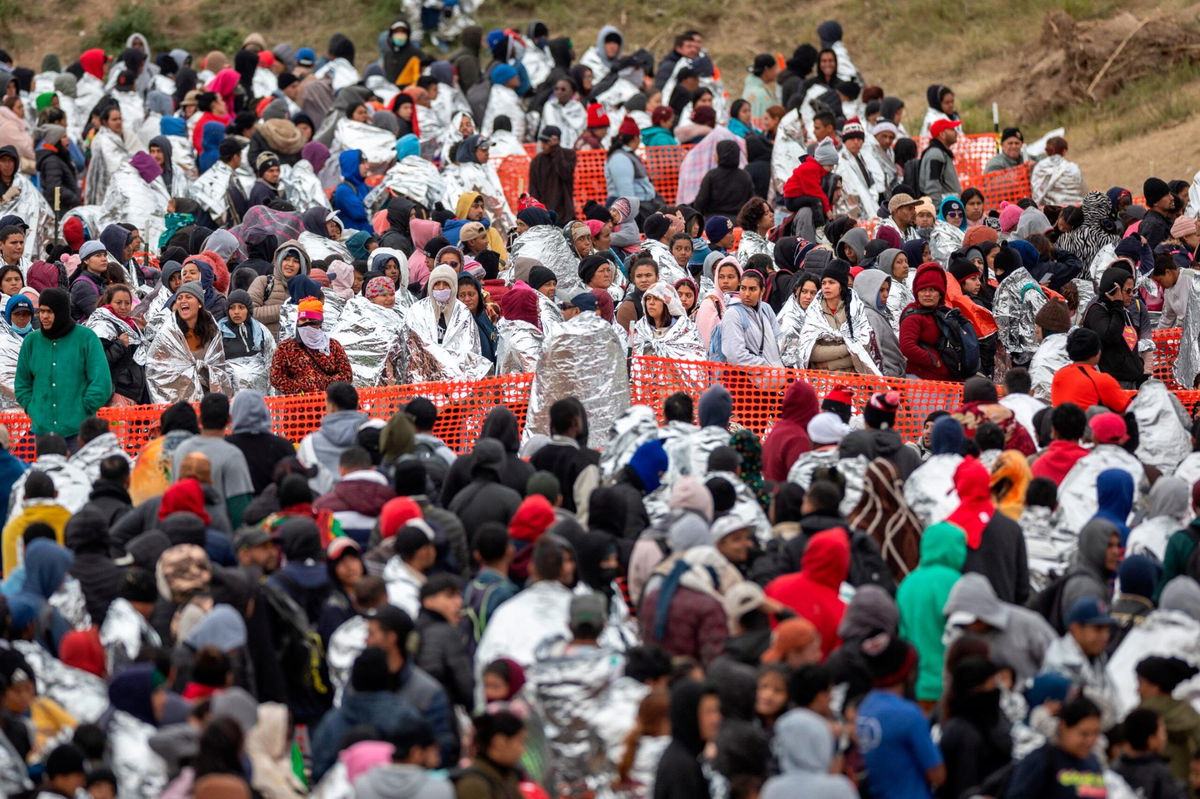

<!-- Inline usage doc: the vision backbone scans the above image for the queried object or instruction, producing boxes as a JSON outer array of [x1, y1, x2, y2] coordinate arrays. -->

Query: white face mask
[[432, 288, 452, 303]]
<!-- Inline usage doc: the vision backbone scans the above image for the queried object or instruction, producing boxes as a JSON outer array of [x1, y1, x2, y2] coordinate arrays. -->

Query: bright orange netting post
[[572, 150, 608, 217]]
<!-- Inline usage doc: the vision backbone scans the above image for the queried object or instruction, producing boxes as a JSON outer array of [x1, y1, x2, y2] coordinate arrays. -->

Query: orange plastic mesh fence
[[1154, 327, 1182, 388], [572, 149, 609, 217], [494, 155, 532, 214], [643, 145, 689, 206], [971, 163, 1033, 210], [0, 372, 535, 462], [628, 356, 967, 442]]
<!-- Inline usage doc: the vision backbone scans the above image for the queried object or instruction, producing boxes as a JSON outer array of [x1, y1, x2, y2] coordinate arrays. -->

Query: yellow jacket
[[2, 500, 71, 577]]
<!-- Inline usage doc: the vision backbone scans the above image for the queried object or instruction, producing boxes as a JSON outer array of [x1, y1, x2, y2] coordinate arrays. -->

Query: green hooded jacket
[[896, 521, 967, 701]]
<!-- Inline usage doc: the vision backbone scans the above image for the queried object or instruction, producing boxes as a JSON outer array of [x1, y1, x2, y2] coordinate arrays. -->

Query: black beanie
[[992, 243, 1022, 278], [1066, 327, 1101, 362], [351, 646, 392, 692], [528, 265, 557, 291], [947, 257, 980, 283], [45, 742, 86, 778], [643, 213, 671, 242], [821, 258, 851, 294], [1143, 177, 1170, 208]]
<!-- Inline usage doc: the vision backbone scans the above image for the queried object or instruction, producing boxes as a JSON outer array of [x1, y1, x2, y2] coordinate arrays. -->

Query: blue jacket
[[332, 150, 371, 231], [309, 689, 423, 780], [0, 449, 27, 520]]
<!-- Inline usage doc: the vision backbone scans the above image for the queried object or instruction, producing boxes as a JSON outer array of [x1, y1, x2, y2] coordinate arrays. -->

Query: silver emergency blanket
[[165, 133, 198, 182], [138, 319, 234, 403], [1129, 379, 1192, 474], [1108, 610, 1200, 718], [101, 597, 163, 676], [49, 576, 93, 631], [298, 230, 353, 263], [114, 90, 145, 135], [787, 446, 839, 487], [736, 231, 773, 267], [1088, 242, 1118, 283], [11, 638, 108, 724], [1176, 453, 1200, 487], [641, 238, 689, 286], [707, 468, 771, 545], [521, 636, 627, 796], [537, 290, 566, 339], [280, 161, 331, 211], [404, 296, 491, 382], [526, 312, 630, 449], [278, 293, 346, 341], [1029, 333, 1070, 401], [903, 453, 963, 529], [73, 73, 105, 138], [1021, 505, 1076, 592], [483, 84, 528, 141], [776, 295, 807, 369], [100, 164, 171, 254], [0, 172, 56, 264], [0, 730, 31, 796], [886, 277, 914, 330], [628, 316, 706, 360], [330, 296, 407, 387], [494, 318, 544, 375], [369, 155, 446, 211], [1176, 274, 1200, 389], [770, 109, 807, 200], [189, 160, 236, 223], [993, 267, 1046, 357], [541, 98, 587, 149], [599, 405, 659, 480], [595, 74, 644, 113], [84, 126, 128, 205], [1057, 444, 1150, 534], [0, 324, 22, 410], [70, 432, 131, 485], [686, 425, 730, 482], [331, 117, 398, 165], [314, 58, 360, 92], [107, 709, 169, 799], [795, 293, 882, 375], [510, 225, 583, 300], [929, 219, 965, 265], [221, 320, 276, 396], [835, 149, 882, 219], [327, 615, 367, 707], [442, 160, 515, 229]]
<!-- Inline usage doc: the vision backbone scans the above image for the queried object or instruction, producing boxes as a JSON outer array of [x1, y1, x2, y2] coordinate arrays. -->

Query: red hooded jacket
[[782, 158, 832, 213], [945, 457, 993, 549], [762, 380, 819, 482], [1031, 440, 1090, 485], [764, 527, 850, 657], [80, 49, 107, 81]]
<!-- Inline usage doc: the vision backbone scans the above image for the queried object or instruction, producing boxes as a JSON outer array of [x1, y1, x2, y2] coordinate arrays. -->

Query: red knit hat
[[618, 116, 639, 138], [158, 478, 211, 525], [508, 494, 556, 542], [60, 629, 106, 678], [586, 103, 610, 130], [1089, 412, 1129, 446], [825, 386, 854, 407], [63, 216, 85, 252], [379, 496, 423, 539], [912, 262, 948, 296]]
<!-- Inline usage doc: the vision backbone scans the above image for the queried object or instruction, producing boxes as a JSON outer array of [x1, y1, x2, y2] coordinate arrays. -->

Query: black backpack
[[1026, 568, 1081, 634], [260, 579, 332, 725], [901, 305, 981, 379]]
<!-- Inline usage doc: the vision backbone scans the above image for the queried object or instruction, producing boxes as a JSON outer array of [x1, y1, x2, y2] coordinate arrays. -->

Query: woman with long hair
[[628, 281, 705, 360], [605, 118, 656, 204], [85, 282, 146, 404], [796, 259, 881, 374], [141, 280, 232, 402], [614, 691, 670, 798]]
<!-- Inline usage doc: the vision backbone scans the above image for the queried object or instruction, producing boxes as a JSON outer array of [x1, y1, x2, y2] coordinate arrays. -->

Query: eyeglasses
[[945, 210, 963, 218], [443, 260, 461, 268]]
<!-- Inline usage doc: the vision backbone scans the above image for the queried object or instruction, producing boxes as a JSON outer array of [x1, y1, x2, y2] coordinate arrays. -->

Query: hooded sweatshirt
[[897, 522, 967, 701], [653, 681, 716, 799], [332, 150, 370, 231], [693, 140, 754, 218], [354, 763, 453, 799], [762, 709, 857, 799], [764, 528, 850, 657], [762, 380, 820, 482], [1082, 265, 1146, 386], [852, 268, 904, 376], [439, 406, 534, 504], [943, 572, 1056, 684], [1055, 481, 1125, 628], [225, 390, 297, 494], [954, 458, 1031, 605]]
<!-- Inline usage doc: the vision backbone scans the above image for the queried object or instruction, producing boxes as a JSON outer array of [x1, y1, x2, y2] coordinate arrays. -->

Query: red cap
[[618, 116, 640, 138], [586, 103, 610, 130], [380, 496, 423, 539], [930, 118, 962, 138], [825, 386, 854, 406], [1089, 412, 1129, 445], [258, 51, 276, 68]]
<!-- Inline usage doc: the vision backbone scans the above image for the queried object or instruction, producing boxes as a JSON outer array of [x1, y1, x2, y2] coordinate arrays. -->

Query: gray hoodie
[[353, 764, 454, 799], [852, 269, 905, 377], [1160, 576, 1200, 621], [230, 389, 272, 434], [762, 709, 857, 799], [1059, 517, 1116, 625], [943, 573, 1056, 684]]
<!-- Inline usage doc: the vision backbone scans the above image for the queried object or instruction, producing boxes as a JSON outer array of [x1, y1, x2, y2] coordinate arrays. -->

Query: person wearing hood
[[1082, 264, 1147, 388], [68, 240, 110, 322], [762, 707, 856, 799], [382, 20, 423, 85], [270, 295, 352, 395], [762, 380, 819, 482], [896, 521, 967, 706], [651, 680, 723, 799], [1158, 484, 1200, 598], [447, 439, 522, 544], [579, 25, 625, 83], [248, 241, 311, 337], [218, 289, 275, 395], [948, 457, 1030, 605], [765, 528, 850, 658], [944, 572, 1057, 685], [452, 189, 509, 265], [609, 439, 669, 540], [439, 406, 533, 505], [1049, 470, 1129, 624], [938, 657, 1013, 799], [17, 536, 74, 649], [530, 125, 577, 223], [693, 139, 754, 218], [332, 149, 371, 231], [265, 517, 330, 625], [15, 287, 110, 440], [1126, 477, 1190, 562], [852, 268, 904, 376], [35, 123, 78, 210], [223, 389, 294, 496], [898, 261, 953, 380]]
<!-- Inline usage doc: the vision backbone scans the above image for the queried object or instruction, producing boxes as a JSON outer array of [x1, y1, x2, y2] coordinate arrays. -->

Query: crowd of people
[[0, 11, 1197, 799]]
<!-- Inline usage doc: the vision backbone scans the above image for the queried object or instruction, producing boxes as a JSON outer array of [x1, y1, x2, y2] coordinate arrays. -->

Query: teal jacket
[[641, 126, 679, 147], [896, 521, 967, 701], [15, 325, 112, 436]]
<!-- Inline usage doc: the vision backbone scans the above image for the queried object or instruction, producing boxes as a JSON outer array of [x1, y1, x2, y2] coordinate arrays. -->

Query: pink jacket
[[695, 290, 725, 348], [0, 107, 35, 173]]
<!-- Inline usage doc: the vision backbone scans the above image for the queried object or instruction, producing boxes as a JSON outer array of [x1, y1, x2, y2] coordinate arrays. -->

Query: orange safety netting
[[971, 163, 1033, 210], [494, 155, 532, 214], [1154, 327, 1183, 388], [629, 356, 965, 442], [572, 149, 609, 217]]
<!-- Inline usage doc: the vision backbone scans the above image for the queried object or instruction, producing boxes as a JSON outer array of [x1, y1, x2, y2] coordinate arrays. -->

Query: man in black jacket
[[530, 398, 600, 519], [64, 506, 125, 624], [1139, 177, 1175, 250], [529, 126, 576, 223], [415, 574, 473, 709]]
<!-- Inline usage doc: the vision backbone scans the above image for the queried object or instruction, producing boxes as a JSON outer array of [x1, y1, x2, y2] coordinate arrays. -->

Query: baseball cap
[[459, 221, 487, 242], [366, 604, 414, 639], [761, 617, 819, 663], [721, 581, 765, 625], [295, 47, 316, 66], [929, 118, 962, 138], [538, 125, 562, 142], [405, 397, 438, 429], [1088, 412, 1129, 446], [569, 592, 607, 632], [1066, 597, 1114, 627], [233, 526, 275, 550], [326, 536, 361, 562]]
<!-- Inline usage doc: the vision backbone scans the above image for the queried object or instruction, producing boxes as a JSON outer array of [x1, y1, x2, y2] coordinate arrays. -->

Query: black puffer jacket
[[415, 607, 474, 708], [692, 139, 755, 218], [36, 145, 79, 210], [65, 507, 126, 624], [439, 407, 533, 505]]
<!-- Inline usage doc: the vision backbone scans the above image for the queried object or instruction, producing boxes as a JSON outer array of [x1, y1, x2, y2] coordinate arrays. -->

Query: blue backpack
[[706, 302, 752, 362]]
